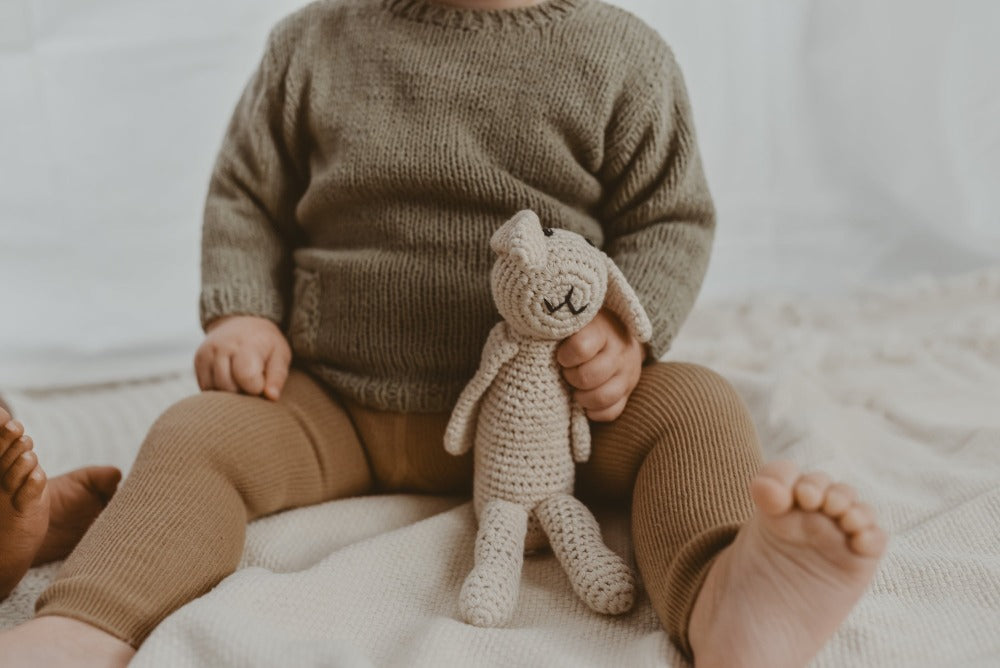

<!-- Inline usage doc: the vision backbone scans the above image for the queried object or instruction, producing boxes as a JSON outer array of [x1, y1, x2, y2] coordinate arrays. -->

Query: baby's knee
[[637, 362, 746, 414], [622, 363, 757, 450], [137, 390, 267, 470]]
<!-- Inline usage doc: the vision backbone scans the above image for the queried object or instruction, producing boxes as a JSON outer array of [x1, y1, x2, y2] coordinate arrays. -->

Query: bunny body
[[446, 209, 653, 627], [471, 332, 573, 551]]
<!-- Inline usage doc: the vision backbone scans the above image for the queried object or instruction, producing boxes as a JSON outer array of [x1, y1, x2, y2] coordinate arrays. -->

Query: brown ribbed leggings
[[35, 361, 762, 659]]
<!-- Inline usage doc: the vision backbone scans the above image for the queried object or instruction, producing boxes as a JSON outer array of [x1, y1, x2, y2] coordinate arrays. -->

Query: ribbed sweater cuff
[[199, 284, 285, 330]]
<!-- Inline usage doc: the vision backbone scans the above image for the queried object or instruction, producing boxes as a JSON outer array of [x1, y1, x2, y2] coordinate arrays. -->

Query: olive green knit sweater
[[199, 0, 715, 412]]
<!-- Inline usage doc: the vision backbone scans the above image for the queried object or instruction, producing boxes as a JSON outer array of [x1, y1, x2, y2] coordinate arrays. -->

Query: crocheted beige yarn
[[445, 209, 653, 627]]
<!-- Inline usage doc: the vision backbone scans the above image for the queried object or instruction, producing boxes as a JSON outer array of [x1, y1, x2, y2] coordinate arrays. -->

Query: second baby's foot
[[34, 465, 121, 565], [0, 416, 49, 599], [0, 410, 122, 600], [688, 461, 888, 668]]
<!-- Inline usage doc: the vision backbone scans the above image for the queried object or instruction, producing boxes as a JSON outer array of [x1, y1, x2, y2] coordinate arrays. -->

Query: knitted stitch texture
[[444, 210, 651, 626], [199, 0, 715, 412]]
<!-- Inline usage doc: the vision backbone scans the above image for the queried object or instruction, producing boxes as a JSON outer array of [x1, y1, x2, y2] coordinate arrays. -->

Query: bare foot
[[0, 416, 48, 600], [34, 466, 121, 566], [688, 461, 888, 668], [0, 406, 122, 599], [0, 615, 135, 667]]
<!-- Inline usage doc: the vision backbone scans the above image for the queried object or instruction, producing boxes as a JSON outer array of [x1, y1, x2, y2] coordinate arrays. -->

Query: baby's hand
[[557, 309, 645, 422], [194, 315, 292, 401]]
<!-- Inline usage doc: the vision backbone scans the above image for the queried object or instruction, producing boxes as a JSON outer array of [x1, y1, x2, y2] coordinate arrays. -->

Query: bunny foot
[[536, 493, 635, 615], [460, 499, 528, 627]]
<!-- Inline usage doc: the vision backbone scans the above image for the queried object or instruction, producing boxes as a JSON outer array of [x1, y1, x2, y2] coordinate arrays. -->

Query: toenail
[[3, 420, 16, 432]]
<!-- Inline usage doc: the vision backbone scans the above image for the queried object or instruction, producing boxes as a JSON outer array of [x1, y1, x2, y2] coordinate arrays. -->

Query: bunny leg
[[534, 493, 635, 615], [460, 498, 528, 627]]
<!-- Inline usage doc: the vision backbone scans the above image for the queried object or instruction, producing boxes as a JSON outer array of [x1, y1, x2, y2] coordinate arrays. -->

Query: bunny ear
[[490, 210, 547, 270], [603, 255, 652, 343]]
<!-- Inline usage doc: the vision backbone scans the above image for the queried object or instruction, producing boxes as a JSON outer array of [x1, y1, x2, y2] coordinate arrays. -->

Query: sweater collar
[[382, 0, 586, 31]]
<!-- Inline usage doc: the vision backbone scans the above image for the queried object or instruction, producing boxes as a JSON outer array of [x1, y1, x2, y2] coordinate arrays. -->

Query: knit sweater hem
[[305, 363, 462, 413]]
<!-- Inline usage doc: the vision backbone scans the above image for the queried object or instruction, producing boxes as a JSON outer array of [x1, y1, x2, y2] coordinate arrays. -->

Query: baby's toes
[[12, 465, 46, 513], [1, 433, 33, 474], [849, 525, 888, 557], [821, 482, 856, 518], [1, 418, 26, 451], [839, 501, 877, 535], [793, 472, 832, 511], [750, 460, 800, 515], [2, 448, 38, 495]]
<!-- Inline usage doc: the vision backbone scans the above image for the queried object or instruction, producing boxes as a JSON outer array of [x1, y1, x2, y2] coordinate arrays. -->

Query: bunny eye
[[542, 227, 554, 237]]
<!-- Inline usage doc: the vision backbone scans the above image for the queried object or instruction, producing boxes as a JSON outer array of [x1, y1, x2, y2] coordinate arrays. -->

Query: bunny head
[[489, 210, 653, 343]]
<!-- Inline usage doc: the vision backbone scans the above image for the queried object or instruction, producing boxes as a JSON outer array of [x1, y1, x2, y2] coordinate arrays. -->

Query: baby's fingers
[[585, 397, 628, 423], [562, 352, 617, 391], [194, 346, 214, 391], [231, 350, 266, 396], [263, 348, 291, 401], [212, 353, 239, 393], [574, 372, 630, 416], [557, 328, 606, 368]]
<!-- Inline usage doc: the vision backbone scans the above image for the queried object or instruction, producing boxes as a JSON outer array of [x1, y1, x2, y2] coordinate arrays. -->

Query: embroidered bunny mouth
[[543, 287, 588, 316]]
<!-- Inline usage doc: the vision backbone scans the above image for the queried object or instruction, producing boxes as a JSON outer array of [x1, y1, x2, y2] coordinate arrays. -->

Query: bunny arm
[[570, 400, 591, 463], [444, 322, 520, 456]]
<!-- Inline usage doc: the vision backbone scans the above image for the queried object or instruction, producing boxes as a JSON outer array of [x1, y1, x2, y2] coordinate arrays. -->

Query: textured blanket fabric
[[2, 267, 999, 666]]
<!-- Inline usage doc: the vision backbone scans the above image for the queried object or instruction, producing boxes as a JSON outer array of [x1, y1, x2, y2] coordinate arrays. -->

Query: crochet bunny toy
[[444, 209, 653, 627]]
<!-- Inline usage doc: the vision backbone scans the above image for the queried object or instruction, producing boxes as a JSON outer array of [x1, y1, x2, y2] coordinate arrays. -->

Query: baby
[[0, 0, 886, 665]]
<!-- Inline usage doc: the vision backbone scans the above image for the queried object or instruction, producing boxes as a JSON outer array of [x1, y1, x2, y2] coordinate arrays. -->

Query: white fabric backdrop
[[1, 0, 998, 386]]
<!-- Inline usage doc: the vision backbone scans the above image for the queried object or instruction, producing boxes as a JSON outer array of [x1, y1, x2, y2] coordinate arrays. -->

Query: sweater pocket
[[288, 267, 320, 360]]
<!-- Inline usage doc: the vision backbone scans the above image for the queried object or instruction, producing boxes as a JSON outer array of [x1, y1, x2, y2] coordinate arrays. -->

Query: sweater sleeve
[[597, 47, 716, 360], [199, 20, 309, 332]]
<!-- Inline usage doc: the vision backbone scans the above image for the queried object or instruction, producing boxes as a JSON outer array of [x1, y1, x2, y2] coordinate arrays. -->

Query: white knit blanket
[[2, 267, 999, 667]]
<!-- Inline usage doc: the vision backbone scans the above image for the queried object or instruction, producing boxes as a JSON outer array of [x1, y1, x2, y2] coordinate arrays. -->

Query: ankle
[[0, 615, 135, 668], [687, 547, 732, 664], [32, 615, 135, 659]]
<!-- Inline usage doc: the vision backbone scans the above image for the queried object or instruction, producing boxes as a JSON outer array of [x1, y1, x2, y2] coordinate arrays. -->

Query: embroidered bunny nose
[[543, 286, 588, 316]]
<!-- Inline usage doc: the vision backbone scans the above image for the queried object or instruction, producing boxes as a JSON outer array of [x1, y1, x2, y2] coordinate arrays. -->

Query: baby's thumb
[[263, 348, 291, 401]]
